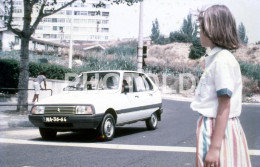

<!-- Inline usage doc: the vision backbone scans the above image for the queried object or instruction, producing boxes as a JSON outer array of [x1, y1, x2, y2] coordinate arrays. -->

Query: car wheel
[[39, 128, 57, 140], [99, 114, 115, 141], [146, 113, 158, 130]]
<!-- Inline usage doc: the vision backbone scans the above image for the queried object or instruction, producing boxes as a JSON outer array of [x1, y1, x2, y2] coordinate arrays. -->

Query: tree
[[180, 14, 198, 42], [150, 18, 160, 44], [4, 0, 140, 113], [169, 31, 189, 43], [238, 23, 248, 44], [189, 38, 206, 60]]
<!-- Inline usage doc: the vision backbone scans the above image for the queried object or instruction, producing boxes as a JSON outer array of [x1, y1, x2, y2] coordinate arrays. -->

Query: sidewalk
[[0, 110, 33, 130]]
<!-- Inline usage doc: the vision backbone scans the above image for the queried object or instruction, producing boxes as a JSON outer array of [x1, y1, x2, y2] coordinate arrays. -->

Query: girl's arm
[[204, 95, 230, 167]]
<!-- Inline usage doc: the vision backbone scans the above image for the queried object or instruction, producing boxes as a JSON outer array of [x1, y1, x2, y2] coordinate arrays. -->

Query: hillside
[[145, 42, 260, 102], [146, 42, 260, 69]]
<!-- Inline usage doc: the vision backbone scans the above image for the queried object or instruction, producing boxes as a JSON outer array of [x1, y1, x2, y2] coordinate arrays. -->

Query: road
[[0, 99, 259, 167]]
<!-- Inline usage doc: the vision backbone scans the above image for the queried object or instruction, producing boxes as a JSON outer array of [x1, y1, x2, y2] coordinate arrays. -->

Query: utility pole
[[69, 4, 74, 69], [137, 0, 143, 73]]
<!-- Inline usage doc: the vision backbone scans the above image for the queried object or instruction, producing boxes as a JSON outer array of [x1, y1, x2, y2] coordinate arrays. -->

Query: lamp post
[[137, 0, 143, 73], [69, 5, 74, 69]]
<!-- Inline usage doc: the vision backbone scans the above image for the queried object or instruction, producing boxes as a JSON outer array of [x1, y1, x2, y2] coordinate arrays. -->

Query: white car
[[29, 70, 163, 141]]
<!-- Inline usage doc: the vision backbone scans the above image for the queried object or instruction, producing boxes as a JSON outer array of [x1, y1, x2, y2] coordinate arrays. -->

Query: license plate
[[44, 117, 67, 123]]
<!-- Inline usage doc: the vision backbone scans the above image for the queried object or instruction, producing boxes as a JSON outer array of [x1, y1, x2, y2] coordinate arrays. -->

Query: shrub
[[189, 38, 206, 60], [242, 76, 259, 97], [105, 41, 138, 57], [239, 61, 260, 87], [0, 59, 72, 93], [169, 31, 189, 43], [29, 62, 73, 80], [0, 59, 19, 93]]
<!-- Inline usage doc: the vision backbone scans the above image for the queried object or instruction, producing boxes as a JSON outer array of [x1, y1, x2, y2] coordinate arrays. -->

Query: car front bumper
[[29, 114, 104, 130]]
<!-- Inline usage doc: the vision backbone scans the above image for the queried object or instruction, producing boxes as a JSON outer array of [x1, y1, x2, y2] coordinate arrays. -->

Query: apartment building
[[7, 0, 110, 43]]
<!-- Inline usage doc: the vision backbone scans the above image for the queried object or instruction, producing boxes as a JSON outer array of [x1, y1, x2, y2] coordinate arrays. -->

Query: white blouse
[[190, 47, 242, 118]]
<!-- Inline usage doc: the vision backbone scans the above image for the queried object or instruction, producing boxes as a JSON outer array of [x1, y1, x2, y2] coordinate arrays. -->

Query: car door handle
[[135, 95, 139, 98]]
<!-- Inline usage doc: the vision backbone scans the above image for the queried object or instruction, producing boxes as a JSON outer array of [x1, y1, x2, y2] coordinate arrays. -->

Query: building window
[[43, 34, 50, 39], [53, 26, 57, 31], [52, 18, 57, 22], [102, 20, 109, 24], [59, 27, 64, 32], [43, 18, 52, 22], [37, 26, 43, 30], [14, 9, 22, 13], [44, 10, 52, 14], [66, 18, 71, 23], [50, 34, 57, 38], [66, 10, 72, 15], [74, 11, 80, 15], [102, 12, 109, 17], [14, 1, 22, 6], [57, 18, 65, 23], [101, 28, 109, 33], [88, 11, 95, 16], [80, 11, 88, 15]]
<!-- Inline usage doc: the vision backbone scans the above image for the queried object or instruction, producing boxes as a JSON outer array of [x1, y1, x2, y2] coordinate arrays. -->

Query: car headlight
[[31, 106, 45, 114], [76, 106, 93, 115]]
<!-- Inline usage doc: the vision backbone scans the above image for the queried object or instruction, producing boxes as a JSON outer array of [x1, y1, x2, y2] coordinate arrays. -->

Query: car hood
[[35, 90, 119, 105]]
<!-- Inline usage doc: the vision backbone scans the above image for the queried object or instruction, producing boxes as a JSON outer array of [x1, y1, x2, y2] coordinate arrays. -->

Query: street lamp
[[137, 0, 143, 73]]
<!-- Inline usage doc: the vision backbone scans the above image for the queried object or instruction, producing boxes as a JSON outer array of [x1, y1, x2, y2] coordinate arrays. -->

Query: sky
[[109, 0, 260, 44]]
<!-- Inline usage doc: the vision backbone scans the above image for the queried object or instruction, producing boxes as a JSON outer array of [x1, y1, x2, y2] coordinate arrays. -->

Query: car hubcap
[[104, 118, 114, 138], [151, 114, 157, 127]]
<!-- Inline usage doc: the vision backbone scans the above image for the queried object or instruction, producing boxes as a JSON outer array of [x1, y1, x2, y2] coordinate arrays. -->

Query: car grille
[[44, 106, 75, 115]]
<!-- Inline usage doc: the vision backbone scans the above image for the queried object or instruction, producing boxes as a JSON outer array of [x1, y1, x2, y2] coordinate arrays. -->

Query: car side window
[[142, 75, 153, 91], [134, 74, 146, 92], [123, 73, 134, 93]]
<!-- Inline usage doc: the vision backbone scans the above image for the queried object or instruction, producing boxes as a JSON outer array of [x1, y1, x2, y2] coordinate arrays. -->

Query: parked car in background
[[29, 70, 163, 141]]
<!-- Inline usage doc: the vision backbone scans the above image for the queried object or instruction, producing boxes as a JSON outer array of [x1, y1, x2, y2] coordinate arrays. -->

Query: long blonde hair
[[198, 5, 241, 50]]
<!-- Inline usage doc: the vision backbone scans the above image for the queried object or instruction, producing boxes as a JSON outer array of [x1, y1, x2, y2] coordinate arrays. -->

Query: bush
[[239, 61, 260, 87], [0, 59, 19, 93], [189, 38, 206, 59], [0, 59, 72, 93], [29, 62, 73, 80], [169, 31, 189, 43], [105, 41, 138, 57], [242, 76, 259, 97]]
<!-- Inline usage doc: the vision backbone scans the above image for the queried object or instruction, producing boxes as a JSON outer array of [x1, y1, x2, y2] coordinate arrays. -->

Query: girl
[[190, 5, 252, 167]]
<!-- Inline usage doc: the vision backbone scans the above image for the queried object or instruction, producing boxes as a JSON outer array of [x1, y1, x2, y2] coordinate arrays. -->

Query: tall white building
[[7, 0, 111, 43]]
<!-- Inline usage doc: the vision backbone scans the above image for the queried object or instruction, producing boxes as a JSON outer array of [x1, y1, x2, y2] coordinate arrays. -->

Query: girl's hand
[[204, 147, 220, 167]]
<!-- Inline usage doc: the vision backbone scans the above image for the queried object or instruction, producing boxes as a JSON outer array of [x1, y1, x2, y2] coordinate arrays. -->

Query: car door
[[124, 73, 152, 121], [116, 72, 137, 124]]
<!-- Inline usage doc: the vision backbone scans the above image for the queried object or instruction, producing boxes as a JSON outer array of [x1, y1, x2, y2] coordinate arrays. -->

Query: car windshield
[[64, 72, 120, 91]]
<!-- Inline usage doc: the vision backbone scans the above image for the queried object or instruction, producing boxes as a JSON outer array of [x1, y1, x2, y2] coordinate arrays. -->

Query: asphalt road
[[0, 99, 259, 167]]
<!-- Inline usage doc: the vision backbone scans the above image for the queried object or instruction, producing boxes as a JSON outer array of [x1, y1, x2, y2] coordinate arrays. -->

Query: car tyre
[[98, 114, 115, 141], [146, 113, 158, 130], [39, 128, 57, 140]]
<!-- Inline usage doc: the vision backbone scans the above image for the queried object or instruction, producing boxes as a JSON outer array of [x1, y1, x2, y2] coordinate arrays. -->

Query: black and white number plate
[[44, 117, 67, 123]]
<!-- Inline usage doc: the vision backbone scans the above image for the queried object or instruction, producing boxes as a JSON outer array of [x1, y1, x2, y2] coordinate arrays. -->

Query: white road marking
[[0, 138, 260, 156]]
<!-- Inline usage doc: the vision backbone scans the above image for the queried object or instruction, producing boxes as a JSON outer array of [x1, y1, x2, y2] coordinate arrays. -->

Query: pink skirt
[[196, 116, 251, 167]]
